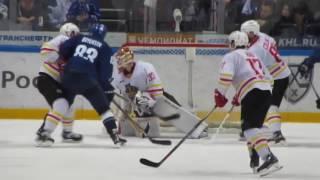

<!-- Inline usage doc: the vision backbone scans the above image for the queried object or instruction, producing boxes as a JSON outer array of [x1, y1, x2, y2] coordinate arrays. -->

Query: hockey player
[[298, 47, 320, 107], [111, 46, 208, 138], [59, 23, 126, 146], [36, 22, 83, 147], [214, 31, 282, 176], [240, 20, 291, 144], [299, 47, 320, 77]]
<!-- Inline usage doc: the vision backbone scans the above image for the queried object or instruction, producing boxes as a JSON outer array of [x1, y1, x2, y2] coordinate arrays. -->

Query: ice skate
[[250, 149, 259, 174], [257, 153, 283, 177], [268, 131, 286, 145], [109, 129, 127, 147], [62, 131, 83, 143], [239, 131, 246, 141], [36, 129, 54, 147]]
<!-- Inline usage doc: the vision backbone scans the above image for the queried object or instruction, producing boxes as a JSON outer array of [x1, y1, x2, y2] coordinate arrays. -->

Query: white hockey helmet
[[115, 46, 134, 68], [240, 20, 260, 35], [59, 23, 80, 37], [228, 31, 249, 48]]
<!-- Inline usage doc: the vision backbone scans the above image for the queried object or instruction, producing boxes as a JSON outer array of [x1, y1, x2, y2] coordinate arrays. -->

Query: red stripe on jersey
[[147, 88, 164, 93], [236, 77, 256, 98], [41, 48, 57, 52], [220, 78, 232, 82], [44, 62, 60, 72]]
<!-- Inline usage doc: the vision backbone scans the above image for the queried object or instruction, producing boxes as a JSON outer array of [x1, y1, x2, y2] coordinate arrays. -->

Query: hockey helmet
[[115, 46, 134, 68], [59, 23, 80, 37], [240, 20, 260, 35], [228, 31, 249, 48]]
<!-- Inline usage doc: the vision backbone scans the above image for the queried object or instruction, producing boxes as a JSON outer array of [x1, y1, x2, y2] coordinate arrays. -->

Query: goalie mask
[[115, 46, 134, 69], [228, 31, 248, 49]]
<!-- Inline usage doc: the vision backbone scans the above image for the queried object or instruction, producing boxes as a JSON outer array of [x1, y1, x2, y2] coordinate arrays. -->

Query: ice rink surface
[[1, 120, 320, 180]]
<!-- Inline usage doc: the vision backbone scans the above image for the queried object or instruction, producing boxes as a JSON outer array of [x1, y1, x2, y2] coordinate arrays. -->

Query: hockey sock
[[62, 108, 74, 132], [101, 110, 117, 134], [44, 98, 69, 133], [244, 128, 271, 161], [265, 105, 281, 132]]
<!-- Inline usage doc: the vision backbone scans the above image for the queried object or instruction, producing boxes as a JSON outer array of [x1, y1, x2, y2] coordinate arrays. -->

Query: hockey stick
[[113, 91, 180, 121], [139, 105, 217, 168], [112, 100, 172, 146], [211, 106, 234, 141], [310, 79, 320, 99]]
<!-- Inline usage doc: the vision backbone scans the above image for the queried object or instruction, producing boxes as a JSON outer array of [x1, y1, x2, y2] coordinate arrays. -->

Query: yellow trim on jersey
[[43, 63, 60, 78], [218, 81, 231, 87], [220, 73, 233, 78], [150, 84, 162, 88], [272, 66, 287, 78], [237, 79, 270, 100]]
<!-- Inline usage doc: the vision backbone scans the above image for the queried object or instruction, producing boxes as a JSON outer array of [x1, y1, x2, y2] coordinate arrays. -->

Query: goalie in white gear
[[35, 23, 82, 147], [214, 31, 282, 176], [240, 20, 290, 144], [111, 46, 208, 138]]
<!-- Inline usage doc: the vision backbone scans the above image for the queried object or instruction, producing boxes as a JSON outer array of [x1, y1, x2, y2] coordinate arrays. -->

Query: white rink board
[[0, 51, 318, 112]]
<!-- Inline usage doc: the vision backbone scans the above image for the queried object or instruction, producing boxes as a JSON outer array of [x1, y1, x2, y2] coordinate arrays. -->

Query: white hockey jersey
[[111, 61, 164, 99], [39, 34, 69, 82], [248, 32, 291, 80], [217, 49, 272, 102]]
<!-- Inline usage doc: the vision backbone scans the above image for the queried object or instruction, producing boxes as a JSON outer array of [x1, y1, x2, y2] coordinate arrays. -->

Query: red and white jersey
[[248, 32, 290, 80], [217, 49, 272, 102], [112, 61, 164, 99], [39, 34, 69, 82]]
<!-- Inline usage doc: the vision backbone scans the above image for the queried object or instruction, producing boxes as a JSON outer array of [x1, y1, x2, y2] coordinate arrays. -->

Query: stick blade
[[149, 138, 172, 145], [140, 158, 161, 168], [158, 113, 180, 121]]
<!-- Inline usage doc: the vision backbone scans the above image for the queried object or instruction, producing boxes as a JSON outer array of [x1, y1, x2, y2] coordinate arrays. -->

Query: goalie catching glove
[[134, 92, 156, 115]]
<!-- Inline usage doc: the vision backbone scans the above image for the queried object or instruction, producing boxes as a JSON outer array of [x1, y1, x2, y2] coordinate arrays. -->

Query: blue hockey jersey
[[59, 34, 113, 90]]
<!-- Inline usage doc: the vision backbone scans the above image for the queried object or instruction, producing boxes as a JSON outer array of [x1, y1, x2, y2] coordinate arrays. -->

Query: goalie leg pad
[[137, 117, 160, 138], [153, 97, 208, 138]]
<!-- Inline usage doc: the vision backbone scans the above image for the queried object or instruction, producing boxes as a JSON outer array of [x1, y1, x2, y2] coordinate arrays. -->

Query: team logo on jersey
[[285, 63, 313, 104]]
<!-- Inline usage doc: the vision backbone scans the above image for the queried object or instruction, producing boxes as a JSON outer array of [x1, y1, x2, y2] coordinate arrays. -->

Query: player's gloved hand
[[214, 89, 228, 108], [135, 92, 156, 114], [232, 96, 240, 106], [316, 99, 320, 109], [298, 58, 313, 79]]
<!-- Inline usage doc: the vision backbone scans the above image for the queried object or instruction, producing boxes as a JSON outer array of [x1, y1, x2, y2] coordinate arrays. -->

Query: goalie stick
[[139, 106, 217, 168], [111, 100, 172, 146]]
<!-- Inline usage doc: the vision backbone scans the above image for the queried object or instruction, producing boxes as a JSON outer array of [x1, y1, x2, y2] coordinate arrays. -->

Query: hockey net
[[113, 42, 241, 136]]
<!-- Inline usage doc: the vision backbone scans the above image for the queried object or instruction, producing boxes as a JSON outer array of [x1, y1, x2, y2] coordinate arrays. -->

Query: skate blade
[[62, 139, 83, 143], [259, 164, 283, 177], [269, 140, 288, 146], [252, 167, 258, 174], [36, 141, 54, 147]]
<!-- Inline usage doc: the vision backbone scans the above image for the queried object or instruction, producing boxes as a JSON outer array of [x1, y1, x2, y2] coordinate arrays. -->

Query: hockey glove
[[214, 89, 228, 108], [232, 95, 240, 106], [299, 58, 313, 79], [316, 99, 320, 109]]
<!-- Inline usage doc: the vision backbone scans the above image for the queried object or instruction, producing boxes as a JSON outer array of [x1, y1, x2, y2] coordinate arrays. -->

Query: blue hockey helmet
[[89, 23, 108, 39]]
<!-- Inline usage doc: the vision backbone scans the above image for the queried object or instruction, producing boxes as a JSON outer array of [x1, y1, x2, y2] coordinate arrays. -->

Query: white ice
[[1, 120, 320, 180]]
